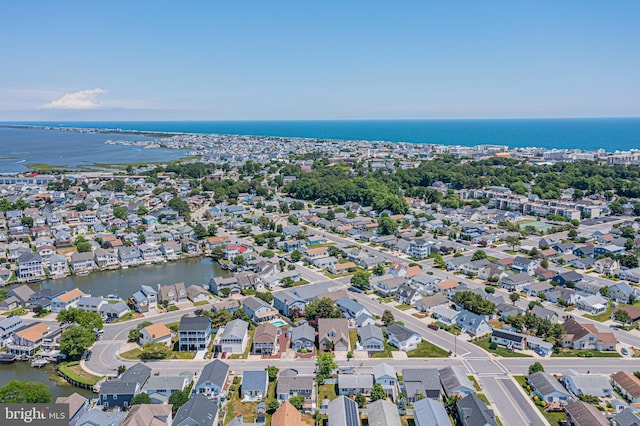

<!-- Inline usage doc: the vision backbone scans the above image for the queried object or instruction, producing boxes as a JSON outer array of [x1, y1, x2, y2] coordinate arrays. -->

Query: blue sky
[[1, 1, 639, 120]]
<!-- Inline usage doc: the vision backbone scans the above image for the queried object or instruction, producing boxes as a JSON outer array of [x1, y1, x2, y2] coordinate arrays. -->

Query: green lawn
[[407, 340, 449, 358], [1, 307, 27, 316], [120, 348, 143, 360], [476, 393, 490, 405], [514, 375, 566, 426], [112, 312, 135, 323], [396, 303, 412, 311], [349, 330, 358, 351], [58, 362, 104, 386], [318, 382, 338, 401], [378, 297, 395, 303], [436, 322, 462, 335], [474, 337, 532, 358], [551, 349, 621, 358], [469, 375, 482, 391], [372, 340, 398, 358]]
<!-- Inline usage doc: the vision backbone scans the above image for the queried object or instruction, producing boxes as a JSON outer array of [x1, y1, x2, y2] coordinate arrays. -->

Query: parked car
[[221, 352, 227, 359], [622, 347, 629, 356], [213, 351, 219, 358], [428, 323, 439, 331]]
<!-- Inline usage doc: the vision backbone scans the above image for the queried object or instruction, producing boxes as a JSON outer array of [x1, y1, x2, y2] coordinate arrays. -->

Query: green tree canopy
[[131, 393, 152, 405], [60, 326, 96, 359], [316, 352, 337, 382]]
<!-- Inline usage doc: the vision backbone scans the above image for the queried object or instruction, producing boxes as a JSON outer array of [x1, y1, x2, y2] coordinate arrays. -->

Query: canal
[[0, 257, 232, 397], [24, 257, 231, 297]]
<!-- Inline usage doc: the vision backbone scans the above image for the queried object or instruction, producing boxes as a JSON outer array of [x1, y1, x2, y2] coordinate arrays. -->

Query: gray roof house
[[358, 324, 384, 352], [528, 372, 570, 404], [290, 323, 315, 352], [76, 409, 126, 426], [562, 370, 612, 398], [338, 373, 373, 396], [241, 370, 268, 401], [403, 369, 441, 402], [214, 318, 249, 354], [276, 374, 314, 402], [385, 323, 421, 352], [98, 363, 151, 410], [328, 395, 359, 426], [455, 310, 491, 337], [439, 366, 475, 398], [456, 394, 498, 426], [172, 393, 219, 426], [366, 399, 402, 426], [414, 398, 450, 426], [194, 360, 230, 399]]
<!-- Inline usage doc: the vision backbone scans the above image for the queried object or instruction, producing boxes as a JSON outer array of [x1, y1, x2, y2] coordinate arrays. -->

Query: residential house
[[51, 288, 85, 313], [611, 371, 640, 403], [358, 324, 384, 352], [70, 252, 96, 274], [338, 373, 373, 396], [214, 319, 249, 354], [178, 316, 211, 351], [99, 363, 151, 410], [403, 369, 441, 402], [7, 322, 50, 356], [313, 256, 338, 269], [530, 305, 560, 323], [242, 296, 278, 323], [562, 370, 613, 398], [209, 276, 241, 296], [456, 394, 497, 426], [242, 370, 268, 401], [431, 306, 459, 326], [498, 272, 533, 292], [415, 293, 449, 313], [140, 323, 173, 347], [570, 257, 596, 270], [172, 393, 219, 426], [491, 329, 528, 351], [395, 283, 422, 306], [456, 310, 491, 337], [616, 408, 640, 426], [608, 282, 636, 304], [276, 373, 314, 402], [547, 287, 580, 305], [158, 282, 188, 305], [560, 318, 617, 351], [99, 300, 130, 320], [186, 285, 209, 304], [554, 271, 584, 286], [336, 296, 371, 320], [146, 374, 190, 403], [129, 285, 158, 313], [76, 410, 125, 426], [528, 372, 570, 404], [56, 393, 89, 426], [373, 363, 398, 399], [118, 246, 141, 266], [409, 239, 433, 259], [523, 281, 554, 297], [366, 400, 402, 426], [17, 252, 44, 281], [385, 324, 421, 352], [193, 360, 229, 399], [0, 316, 23, 346], [328, 396, 359, 426], [49, 254, 69, 276], [252, 322, 278, 355], [94, 248, 119, 268], [512, 256, 538, 274], [576, 295, 608, 315], [28, 288, 64, 311], [271, 401, 305, 426], [413, 398, 450, 426], [318, 318, 349, 351], [564, 400, 609, 426], [439, 366, 475, 398], [374, 276, 405, 297], [290, 323, 315, 352], [5, 285, 35, 307], [121, 404, 172, 426]]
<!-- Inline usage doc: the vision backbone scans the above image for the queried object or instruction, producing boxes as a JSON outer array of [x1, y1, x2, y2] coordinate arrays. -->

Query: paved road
[[480, 376, 547, 426]]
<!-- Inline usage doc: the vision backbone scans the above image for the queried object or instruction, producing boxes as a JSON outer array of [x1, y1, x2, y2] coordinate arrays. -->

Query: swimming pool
[[271, 319, 287, 327]]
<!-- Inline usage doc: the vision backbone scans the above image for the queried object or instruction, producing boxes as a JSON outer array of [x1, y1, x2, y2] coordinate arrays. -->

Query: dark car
[[213, 351, 219, 358], [347, 286, 364, 293]]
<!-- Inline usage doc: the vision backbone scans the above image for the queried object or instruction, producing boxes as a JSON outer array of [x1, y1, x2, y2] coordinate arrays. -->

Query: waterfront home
[[527, 371, 570, 404], [99, 363, 152, 409], [173, 393, 219, 426], [6, 322, 51, 356], [0, 316, 23, 347], [158, 282, 188, 305], [439, 366, 475, 398], [373, 363, 398, 399], [611, 371, 640, 403], [130, 285, 158, 313], [318, 318, 349, 352], [413, 398, 450, 426], [93, 248, 119, 268], [186, 285, 209, 303], [49, 254, 70, 276], [160, 240, 181, 258], [54, 231, 73, 248], [5, 284, 34, 307], [213, 318, 249, 354], [17, 252, 44, 281], [118, 246, 141, 266], [455, 310, 491, 337], [139, 244, 162, 262], [209, 276, 240, 296], [51, 288, 85, 313], [403, 369, 442, 402], [140, 323, 173, 347], [252, 322, 278, 355], [560, 318, 617, 351], [290, 323, 315, 352], [28, 288, 64, 311], [178, 316, 211, 351], [328, 396, 359, 426], [276, 373, 314, 402], [194, 360, 229, 399], [385, 324, 421, 351], [55, 392, 89, 426], [338, 373, 373, 396], [99, 300, 130, 320], [242, 296, 278, 323], [145, 374, 191, 404], [70, 252, 96, 274], [241, 370, 268, 401], [457, 394, 497, 426], [357, 323, 384, 352]]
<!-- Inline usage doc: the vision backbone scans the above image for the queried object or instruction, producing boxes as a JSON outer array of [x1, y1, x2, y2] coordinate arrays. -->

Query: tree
[[316, 352, 337, 382], [289, 395, 305, 410], [378, 216, 398, 235], [76, 241, 92, 253], [568, 228, 578, 239], [382, 309, 395, 326], [528, 362, 545, 374], [444, 395, 460, 415], [372, 264, 385, 276], [290, 249, 301, 262], [599, 286, 610, 298], [509, 293, 520, 305], [305, 298, 342, 322], [114, 206, 127, 220], [139, 342, 172, 360], [207, 223, 217, 236], [613, 309, 633, 324], [256, 291, 274, 304], [451, 291, 495, 315], [193, 223, 208, 238], [60, 326, 96, 359], [260, 249, 275, 258], [233, 255, 246, 267], [58, 307, 104, 330], [130, 392, 152, 405], [351, 271, 371, 290], [506, 235, 521, 252], [472, 250, 487, 261], [540, 259, 549, 269], [117, 365, 127, 375], [0, 380, 52, 403], [169, 390, 189, 413], [370, 383, 387, 402], [433, 252, 445, 269], [267, 399, 280, 412], [266, 365, 279, 382], [355, 392, 367, 408]]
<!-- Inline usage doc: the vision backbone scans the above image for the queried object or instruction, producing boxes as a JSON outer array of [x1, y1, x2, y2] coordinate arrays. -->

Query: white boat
[[31, 358, 48, 368]]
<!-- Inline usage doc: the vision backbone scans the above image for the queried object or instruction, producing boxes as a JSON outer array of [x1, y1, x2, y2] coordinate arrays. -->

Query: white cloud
[[40, 88, 107, 110]]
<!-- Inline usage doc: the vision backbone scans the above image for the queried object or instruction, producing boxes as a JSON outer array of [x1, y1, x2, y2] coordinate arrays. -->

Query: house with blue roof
[[241, 370, 268, 401]]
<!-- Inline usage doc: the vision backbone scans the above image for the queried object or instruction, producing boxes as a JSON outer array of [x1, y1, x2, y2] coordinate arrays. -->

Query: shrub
[[489, 342, 498, 350]]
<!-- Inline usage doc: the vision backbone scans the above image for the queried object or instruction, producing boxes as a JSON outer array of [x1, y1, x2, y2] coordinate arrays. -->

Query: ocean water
[[6, 118, 640, 152]]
